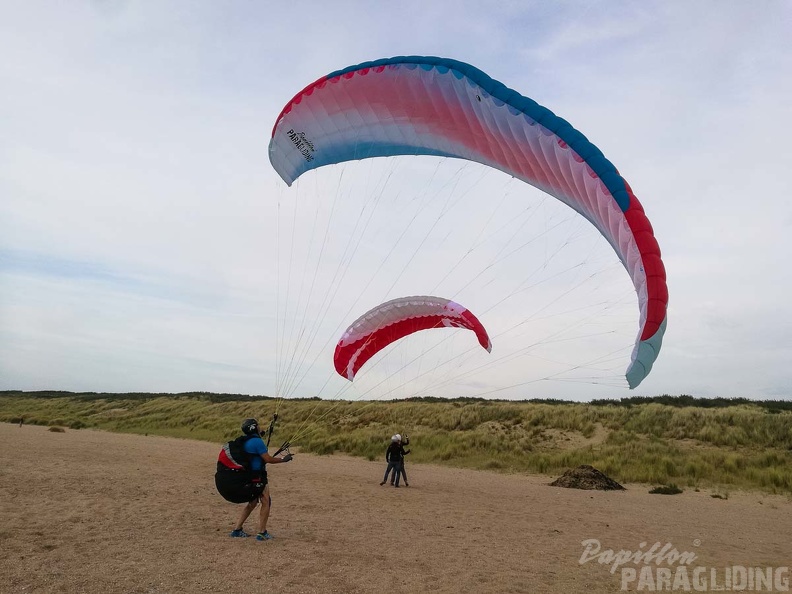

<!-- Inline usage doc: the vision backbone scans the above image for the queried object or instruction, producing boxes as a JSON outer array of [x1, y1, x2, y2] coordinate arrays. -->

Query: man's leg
[[234, 498, 258, 531], [394, 462, 401, 487], [401, 464, 409, 486], [257, 485, 271, 535]]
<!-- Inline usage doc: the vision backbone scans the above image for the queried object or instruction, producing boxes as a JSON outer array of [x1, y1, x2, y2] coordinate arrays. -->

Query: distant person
[[215, 418, 293, 541], [380, 434, 409, 487], [397, 434, 411, 487]]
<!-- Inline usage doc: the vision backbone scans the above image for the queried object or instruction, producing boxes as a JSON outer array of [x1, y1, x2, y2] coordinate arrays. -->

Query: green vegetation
[[2, 391, 791, 494]]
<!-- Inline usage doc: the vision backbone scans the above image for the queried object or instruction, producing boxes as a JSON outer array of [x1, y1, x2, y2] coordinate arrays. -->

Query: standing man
[[397, 434, 410, 487], [216, 418, 293, 541], [380, 434, 404, 487]]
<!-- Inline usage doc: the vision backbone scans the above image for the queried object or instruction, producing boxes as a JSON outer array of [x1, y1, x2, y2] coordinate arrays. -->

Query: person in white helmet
[[379, 434, 409, 487]]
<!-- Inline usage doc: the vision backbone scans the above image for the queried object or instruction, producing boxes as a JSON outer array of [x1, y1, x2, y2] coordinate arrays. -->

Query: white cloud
[[1, 1, 791, 400]]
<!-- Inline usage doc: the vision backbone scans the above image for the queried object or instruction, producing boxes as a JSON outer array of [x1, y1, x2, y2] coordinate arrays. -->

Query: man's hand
[[281, 453, 294, 463]]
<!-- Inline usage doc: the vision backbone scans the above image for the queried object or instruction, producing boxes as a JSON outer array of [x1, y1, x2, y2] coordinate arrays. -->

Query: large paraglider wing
[[269, 56, 668, 388], [334, 295, 492, 381]]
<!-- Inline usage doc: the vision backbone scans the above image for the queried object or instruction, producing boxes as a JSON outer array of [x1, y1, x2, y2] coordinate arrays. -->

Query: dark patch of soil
[[549, 464, 625, 491]]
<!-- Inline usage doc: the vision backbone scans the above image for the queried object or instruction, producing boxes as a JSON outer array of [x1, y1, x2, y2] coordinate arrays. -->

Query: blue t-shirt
[[243, 436, 268, 471]]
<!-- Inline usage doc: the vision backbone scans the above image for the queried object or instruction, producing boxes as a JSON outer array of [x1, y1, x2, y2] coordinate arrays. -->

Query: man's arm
[[262, 452, 292, 464]]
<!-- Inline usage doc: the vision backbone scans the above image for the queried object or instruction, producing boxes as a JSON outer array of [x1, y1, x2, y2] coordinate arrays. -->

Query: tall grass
[[2, 391, 791, 493]]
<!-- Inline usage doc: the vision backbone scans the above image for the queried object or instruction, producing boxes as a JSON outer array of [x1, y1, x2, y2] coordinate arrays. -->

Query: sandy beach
[[1, 423, 789, 593]]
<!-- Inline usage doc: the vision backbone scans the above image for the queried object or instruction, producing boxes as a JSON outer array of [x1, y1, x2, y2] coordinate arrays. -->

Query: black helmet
[[241, 418, 260, 436]]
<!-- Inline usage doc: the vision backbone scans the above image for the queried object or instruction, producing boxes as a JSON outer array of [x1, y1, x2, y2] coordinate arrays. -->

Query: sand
[[1, 423, 789, 593]]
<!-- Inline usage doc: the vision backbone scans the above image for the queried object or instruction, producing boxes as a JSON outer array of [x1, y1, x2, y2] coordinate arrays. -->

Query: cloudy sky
[[2, 1, 790, 401]]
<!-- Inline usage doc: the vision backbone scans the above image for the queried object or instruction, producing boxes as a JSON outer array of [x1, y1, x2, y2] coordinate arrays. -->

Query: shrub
[[649, 484, 683, 495]]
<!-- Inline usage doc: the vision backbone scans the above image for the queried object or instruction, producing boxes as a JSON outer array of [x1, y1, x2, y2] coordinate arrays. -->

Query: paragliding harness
[[214, 415, 291, 504], [215, 434, 265, 504]]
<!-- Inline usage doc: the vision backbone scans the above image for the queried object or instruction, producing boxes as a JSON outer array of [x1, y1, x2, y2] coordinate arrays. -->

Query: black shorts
[[215, 470, 268, 504]]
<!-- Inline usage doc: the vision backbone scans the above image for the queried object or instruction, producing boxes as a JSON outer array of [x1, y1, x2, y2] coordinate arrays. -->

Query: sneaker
[[379, 481, 386, 486], [256, 531, 274, 541], [230, 529, 249, 538], [404, 483, 410, 487], [394, 484, 400, 488]]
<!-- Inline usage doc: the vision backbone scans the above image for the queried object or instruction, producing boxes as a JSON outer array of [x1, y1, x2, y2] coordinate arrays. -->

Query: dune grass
[[1, 391, 791, 494]]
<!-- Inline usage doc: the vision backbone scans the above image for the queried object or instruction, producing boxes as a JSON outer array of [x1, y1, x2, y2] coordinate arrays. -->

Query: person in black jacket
[[380, 434, 410, 487], [380, 434, 402, 487], [397, 435, 410, 487]]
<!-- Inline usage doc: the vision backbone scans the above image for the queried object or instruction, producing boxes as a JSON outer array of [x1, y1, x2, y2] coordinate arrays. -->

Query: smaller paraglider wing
[[334, 295, 492, 381]]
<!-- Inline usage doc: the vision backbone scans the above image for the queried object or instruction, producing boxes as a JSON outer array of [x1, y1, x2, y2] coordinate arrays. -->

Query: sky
[[1, 1, 791, 401]]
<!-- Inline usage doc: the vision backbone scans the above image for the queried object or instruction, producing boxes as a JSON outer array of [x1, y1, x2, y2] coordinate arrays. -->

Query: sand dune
[[1, 423, 789, 593]]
